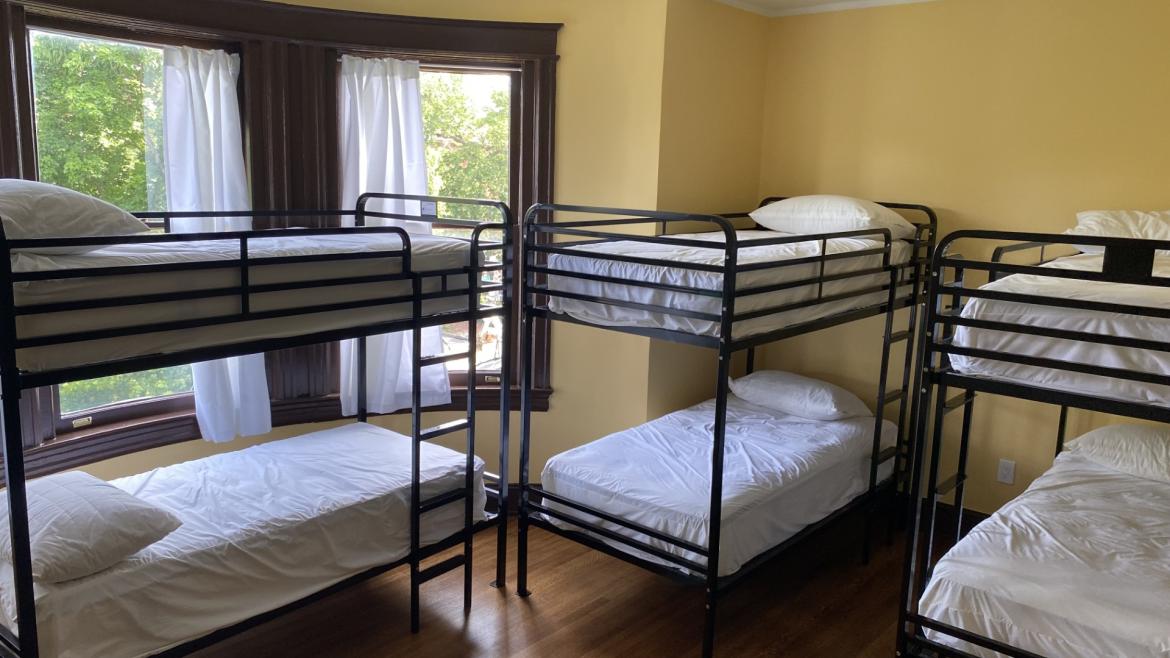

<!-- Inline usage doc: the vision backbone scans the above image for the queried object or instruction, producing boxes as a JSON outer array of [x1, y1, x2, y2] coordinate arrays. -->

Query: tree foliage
[[421, 72, 510, 222]]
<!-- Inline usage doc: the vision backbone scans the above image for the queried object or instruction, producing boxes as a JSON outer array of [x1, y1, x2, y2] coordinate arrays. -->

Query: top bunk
[[522, 196, 937, 351], [923, 229, 1170, 424], [0, 190, 512, 388]]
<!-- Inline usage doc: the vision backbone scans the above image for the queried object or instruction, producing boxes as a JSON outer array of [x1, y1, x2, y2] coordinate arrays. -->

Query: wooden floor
[[196, 517, 905, 657]]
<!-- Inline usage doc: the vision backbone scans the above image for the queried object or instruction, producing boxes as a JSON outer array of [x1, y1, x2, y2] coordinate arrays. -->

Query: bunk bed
[[0, 193, 513, 658], [898, 230, 1170, 658], [515, 198, 938, 657]]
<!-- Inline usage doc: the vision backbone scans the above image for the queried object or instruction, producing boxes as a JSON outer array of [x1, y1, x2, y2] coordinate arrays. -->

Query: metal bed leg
[[464, 294, 479, 613], [493, 229, 514, 590], [410, 305, 423, 633], [2, 385, 39, 657], [357, 335, 368, 422], [516, 292, 535, 598]]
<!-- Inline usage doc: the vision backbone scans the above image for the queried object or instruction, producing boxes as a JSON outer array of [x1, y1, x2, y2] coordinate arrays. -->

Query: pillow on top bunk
[[0, 471, 181, 583], [749, 195, 916, 241], [1065, 209, 1170, 254], [1064, 424, 1170, 484], [729, 370, 871, 421], [0, 178, 151, 254]]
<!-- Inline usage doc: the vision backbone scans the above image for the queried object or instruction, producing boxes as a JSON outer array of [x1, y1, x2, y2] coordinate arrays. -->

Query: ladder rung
[[935, 473, 966, 498], [420, 351, 471, 367], [942, 392, 974, 414], [477, 283, 505, 293], [419, 488, 468, 514], [419, 419, 470, 442], [878, 446, 897, 462], [889, 330, 912, 343], [883, 389, 905, 404], [418, 554, 466, 584]]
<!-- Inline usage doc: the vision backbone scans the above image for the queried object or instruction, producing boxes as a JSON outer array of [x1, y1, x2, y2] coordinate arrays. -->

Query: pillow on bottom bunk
[[0, 471, 181, 583], [1064, 423, 1170, 484], [728, 370, 871, 421]]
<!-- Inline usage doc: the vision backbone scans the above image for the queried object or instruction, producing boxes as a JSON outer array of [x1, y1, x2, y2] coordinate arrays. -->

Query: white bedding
[[919, 451, 1170, 658], [951, 253, 1170, 405], [11, 232, 476, 372], [545, 230, 914, 339], [540, 395, 896, 577], [0, 423, 485, 658]]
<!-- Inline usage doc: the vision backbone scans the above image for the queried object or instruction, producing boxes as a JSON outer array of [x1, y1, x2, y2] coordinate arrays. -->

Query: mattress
[[10, 232, 476, 372], [0, 422, 486, 658], [540, 395, 897, 577], [918, 451, 1170, 658], [545, 230, 914, 339], [951, 253, 1170, 405]]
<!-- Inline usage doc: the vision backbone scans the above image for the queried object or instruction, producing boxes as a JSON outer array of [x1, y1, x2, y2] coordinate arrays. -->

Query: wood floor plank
[[195, 517, 904, 657]]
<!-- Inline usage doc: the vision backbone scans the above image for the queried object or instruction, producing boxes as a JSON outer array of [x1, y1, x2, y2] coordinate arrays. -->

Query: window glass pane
[[420, 70, 511, 374], [30, 30, 191, 414]]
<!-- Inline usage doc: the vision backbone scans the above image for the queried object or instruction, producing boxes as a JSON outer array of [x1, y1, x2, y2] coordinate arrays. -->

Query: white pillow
[[729, 370, 871, 421], [0, 471, 181, 583], [1065, 209, 1170, 254], [749, 195, 916, 241], [1064, 424, 1170, 484], [0, 179, 151, 254]]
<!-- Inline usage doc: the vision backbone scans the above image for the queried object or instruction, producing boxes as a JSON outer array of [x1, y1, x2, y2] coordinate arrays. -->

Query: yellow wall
[[647, 0, 768, 419], [758, 0, 1170, 511]]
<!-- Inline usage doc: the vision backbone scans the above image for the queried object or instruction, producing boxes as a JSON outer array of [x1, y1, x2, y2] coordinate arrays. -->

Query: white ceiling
[[716, 0, 937, 17]]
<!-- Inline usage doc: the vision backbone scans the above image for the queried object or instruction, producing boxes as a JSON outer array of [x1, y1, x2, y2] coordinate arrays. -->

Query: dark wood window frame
[[0, 0, 557, 477]]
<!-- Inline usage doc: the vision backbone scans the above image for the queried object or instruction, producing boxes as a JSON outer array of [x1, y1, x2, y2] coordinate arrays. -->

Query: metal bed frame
[[514, 198, 938, 656], [898, 230, 1170, 658], [0, 193, 513, 658]]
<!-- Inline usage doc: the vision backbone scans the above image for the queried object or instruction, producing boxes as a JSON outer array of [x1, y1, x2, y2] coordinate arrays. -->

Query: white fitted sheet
[[11, 233, 475, 372], [919, 451, 1170, 658], [952, 253, 1170, 405], [541, 395, 897, 577], [0, 422, 485, 658], [545, 230, 914, 339]]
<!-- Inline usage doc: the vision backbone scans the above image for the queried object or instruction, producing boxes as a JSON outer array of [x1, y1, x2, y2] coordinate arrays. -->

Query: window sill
[[15, 387, 550, 480]]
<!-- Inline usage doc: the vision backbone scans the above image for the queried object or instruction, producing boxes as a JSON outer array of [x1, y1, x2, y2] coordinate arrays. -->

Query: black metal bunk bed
[[897, 230, 1170, 658], [514, 198, 938, 656], [0, 193, 513, 658]]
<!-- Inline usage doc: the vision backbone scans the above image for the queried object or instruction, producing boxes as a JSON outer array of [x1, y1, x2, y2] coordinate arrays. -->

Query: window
[[420, 69, 512, 379], [29, 29, 194, 431], [1, 1, 556, 476]]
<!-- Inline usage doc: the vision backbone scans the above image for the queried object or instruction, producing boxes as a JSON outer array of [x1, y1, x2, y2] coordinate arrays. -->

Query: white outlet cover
[[997, 459, 1016, 485]]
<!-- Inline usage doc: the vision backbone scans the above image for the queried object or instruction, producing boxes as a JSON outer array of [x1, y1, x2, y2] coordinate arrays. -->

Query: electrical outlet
[[997, 459, 1016, 485]]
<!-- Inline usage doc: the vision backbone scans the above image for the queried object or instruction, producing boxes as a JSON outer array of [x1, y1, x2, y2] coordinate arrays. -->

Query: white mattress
[[540, 395, 896, 577], [11, 233, 475, 372], [919, 451, 1170, 658], [952, 253, 1170, 405], [545, 230, 914, 339], [0, 423, 485, 658]]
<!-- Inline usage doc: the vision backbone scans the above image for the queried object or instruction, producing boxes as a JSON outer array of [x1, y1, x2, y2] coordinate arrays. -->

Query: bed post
[[464, 234, 480, 613], [864, 243, 897, 565], [702, 221, 738, 658], [356, 336, 368, 423], [409, 272, 423, 634], [493, 209, 514, 590], [516, 205, 537, 598], [0, 230, 39, 657]]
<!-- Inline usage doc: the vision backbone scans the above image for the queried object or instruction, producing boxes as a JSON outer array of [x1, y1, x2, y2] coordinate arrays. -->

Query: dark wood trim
[[0, 2, 37, 179], [26, 12, 239, 50], [14, 0, 561, 57]]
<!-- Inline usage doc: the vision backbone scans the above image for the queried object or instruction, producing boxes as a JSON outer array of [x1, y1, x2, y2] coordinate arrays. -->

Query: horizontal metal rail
[[532, 485, 709, 555]]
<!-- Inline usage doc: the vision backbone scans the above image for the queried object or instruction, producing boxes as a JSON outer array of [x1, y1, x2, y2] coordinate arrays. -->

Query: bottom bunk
[[0, 422, 485, 658], [537, 390, 897, 578], [915, 425, 1170, 658]]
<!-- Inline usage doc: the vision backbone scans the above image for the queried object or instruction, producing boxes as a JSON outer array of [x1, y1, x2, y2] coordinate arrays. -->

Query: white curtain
[[338, 54, 450, 416], [163, 46, 272, 442]]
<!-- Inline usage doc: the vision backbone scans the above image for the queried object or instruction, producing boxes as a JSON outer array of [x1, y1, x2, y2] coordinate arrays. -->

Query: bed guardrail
[[898, 230, 1170, 658], [521, 203, 933, 352]]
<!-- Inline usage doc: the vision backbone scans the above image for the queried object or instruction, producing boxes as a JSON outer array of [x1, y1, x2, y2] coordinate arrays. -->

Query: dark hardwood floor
[[195, 516, 905, 657]]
